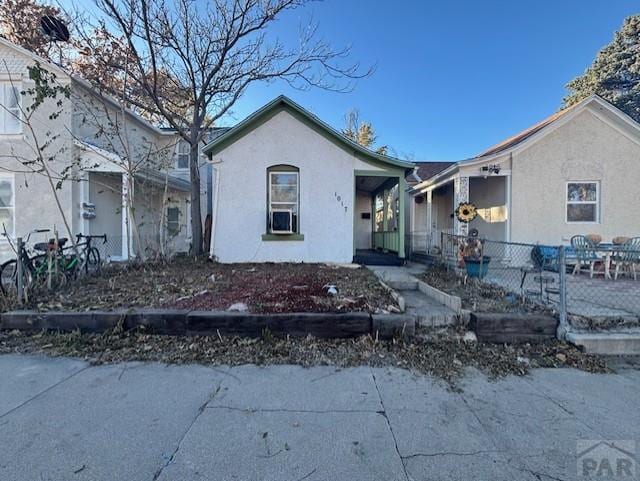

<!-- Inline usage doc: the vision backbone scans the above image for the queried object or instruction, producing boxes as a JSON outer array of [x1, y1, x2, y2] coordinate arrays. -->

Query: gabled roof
[[0, 36, 172, 138], [412, 95, 640, 192], [475, 102, 581, 157], [475, 95, 640, 158], [74, 139, 191, 191], [0, 35, 67, 77], [202, 95, 415, 170], [414, 161, 456, 182]]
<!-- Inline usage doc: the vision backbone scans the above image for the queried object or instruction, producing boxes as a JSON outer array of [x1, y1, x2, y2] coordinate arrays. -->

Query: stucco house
[[203, 96, 415, 263], [0, 37, 212, 261], [409, 95, 640, 252]]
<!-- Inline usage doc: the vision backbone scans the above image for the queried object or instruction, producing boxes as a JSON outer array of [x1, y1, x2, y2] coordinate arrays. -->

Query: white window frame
[[268, 170, 299, 234], [270, 209, 294, 234], [166, 205, 181, 236], [566, 181, 600, 224], [0, 174, 16, 238], [175, 140, 190, 170], [0, 82, 22, 135]]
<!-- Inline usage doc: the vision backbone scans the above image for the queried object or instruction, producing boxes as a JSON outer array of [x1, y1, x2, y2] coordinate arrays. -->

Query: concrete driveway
[[0, 355, 638, 481]]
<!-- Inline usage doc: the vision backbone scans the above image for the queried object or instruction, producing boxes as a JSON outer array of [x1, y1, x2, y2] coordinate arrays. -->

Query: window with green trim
[[267, 166, 299, 234]]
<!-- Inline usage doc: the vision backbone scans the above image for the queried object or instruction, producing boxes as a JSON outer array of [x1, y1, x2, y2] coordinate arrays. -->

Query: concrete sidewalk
[[0, 355, 638, 481]]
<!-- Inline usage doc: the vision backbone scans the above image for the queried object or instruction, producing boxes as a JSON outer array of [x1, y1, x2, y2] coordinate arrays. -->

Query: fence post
[[16, 237, 24, 304], [557, 245, 569, 340]]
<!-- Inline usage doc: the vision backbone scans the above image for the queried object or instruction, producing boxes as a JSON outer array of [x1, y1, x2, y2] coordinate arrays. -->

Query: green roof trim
[[202, 95, 415, 170]]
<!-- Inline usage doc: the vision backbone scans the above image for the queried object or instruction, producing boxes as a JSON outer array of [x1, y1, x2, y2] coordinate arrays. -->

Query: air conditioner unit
[[270, 209, 293, 234]]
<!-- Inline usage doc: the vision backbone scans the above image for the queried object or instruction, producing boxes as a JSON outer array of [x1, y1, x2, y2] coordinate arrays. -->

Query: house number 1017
[[335, 192, 348, 212]]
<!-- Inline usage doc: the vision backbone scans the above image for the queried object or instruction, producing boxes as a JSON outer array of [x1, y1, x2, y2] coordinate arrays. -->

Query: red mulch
[[32, 259, 396, 314]]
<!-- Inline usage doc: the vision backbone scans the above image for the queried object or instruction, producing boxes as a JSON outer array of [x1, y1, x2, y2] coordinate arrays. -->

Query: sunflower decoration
[[455, 202, 477, 223]]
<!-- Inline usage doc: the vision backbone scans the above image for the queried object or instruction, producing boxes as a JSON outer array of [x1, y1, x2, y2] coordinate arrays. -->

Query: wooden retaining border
[[470, 312, 558, 344], [0, 309, 415, 340], [375, 278, 406, 312]]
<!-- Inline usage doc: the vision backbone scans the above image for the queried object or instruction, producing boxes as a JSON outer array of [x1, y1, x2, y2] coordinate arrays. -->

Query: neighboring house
[[409, 95, 640, 250], [203, 96, 415, 263], [0, 37, 212, 261]]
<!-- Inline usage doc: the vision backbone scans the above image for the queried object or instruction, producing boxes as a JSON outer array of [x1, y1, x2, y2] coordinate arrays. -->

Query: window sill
[[261, 233, 304, 241]]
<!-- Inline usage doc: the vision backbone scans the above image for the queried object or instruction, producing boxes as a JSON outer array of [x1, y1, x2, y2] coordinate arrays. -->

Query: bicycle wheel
[[87, 247, 101, 274], [0, 259, 32, 296]]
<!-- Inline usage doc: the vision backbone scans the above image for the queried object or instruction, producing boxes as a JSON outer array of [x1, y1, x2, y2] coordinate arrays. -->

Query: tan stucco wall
[[0, 47, 74, 261], [511, 108, 640, 245], [469, 176, 507, 241], [0, 43, 199, 260]]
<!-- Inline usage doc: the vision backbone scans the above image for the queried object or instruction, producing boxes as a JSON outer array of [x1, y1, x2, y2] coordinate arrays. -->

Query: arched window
[[267, 165, 299, 234]]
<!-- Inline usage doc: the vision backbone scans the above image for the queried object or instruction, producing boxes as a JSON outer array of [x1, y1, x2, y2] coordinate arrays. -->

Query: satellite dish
[[40, 15, 70, 43]]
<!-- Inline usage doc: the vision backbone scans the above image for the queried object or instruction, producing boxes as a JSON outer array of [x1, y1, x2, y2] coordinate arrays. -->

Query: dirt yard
[[29, 259, 398, 314], [0, 327, 609, 384], [422, 264, 556, 315]]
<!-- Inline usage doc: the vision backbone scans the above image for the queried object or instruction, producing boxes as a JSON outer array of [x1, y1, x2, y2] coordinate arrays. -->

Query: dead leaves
[[0, 328, 608, 385], [27, 259, 397, 314]]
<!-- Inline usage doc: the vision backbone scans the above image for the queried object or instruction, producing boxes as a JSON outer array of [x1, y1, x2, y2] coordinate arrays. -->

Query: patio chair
[[570, 235, 604, 279], [520, 246, 557, 299], [612, 237, 640, 280]]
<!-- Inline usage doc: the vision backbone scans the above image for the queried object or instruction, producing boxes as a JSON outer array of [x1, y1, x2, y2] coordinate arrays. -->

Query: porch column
[[121, 172, 131, 260], [454, 175, 470, 237], [505, 173, 512, 243], [79, 172, 90, 236], [426, 189, 433, 246], [398, 176, 406, 259]]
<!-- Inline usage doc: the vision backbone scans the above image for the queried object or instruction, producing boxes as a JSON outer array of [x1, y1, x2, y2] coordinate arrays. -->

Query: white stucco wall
[[211, 109, 384, 263], [511, 108, 640, 245]]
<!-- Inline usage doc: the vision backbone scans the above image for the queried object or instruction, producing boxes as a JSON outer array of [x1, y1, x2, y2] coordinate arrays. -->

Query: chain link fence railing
[[563, 241, 640, 328], [411, 232, 640, 330]]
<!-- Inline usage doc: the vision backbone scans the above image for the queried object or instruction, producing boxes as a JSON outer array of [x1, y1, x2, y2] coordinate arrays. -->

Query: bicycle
[[0, 232, 107, 296], [0, 229, 68, 296], [72, 233, 107, 276]]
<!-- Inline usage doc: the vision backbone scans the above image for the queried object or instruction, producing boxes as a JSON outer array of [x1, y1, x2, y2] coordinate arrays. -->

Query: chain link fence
[[411, 233, 640, 330]]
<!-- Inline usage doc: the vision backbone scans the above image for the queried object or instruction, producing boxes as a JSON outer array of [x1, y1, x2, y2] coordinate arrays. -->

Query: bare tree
[[73, 0, 370, 255], [71, 86, 178, 261], [0, 0, 66, 59]]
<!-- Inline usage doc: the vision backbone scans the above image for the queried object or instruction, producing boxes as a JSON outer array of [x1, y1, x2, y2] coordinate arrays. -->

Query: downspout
[[209, 161, 221, 260]]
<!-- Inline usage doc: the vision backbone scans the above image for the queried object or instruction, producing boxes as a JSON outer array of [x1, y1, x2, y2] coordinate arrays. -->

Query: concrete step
[[400, 289, 458, 328], [566, 329, 640, 355], [387, 279, 419, 291], [368, 266, 420, 291]]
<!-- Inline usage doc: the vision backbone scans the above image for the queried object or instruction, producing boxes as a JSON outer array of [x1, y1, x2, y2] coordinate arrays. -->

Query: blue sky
[[223, 0, 639, 160]]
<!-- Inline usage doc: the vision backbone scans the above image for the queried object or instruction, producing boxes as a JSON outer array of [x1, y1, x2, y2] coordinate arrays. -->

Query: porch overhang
[[74, 140, 191, 192], [354, 168, 409, 260]]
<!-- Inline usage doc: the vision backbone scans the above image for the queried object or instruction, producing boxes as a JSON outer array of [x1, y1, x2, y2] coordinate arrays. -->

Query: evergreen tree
[[342, 109, 388, 154], [564, 15, 640, 121]]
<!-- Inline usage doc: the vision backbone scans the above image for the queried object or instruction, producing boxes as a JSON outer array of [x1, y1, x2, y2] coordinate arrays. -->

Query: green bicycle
[[0, 232, 106, 296]]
